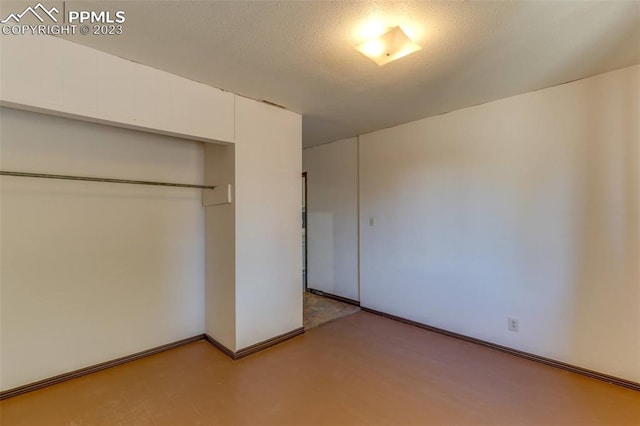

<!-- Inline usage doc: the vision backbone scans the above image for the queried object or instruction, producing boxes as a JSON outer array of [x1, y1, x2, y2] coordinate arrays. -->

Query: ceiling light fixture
[[355, 26, 421, 66]]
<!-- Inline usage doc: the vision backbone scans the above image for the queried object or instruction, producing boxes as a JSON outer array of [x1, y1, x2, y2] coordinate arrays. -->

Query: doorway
[[301, 171, 360, 330], [302, 172, 307, 291]]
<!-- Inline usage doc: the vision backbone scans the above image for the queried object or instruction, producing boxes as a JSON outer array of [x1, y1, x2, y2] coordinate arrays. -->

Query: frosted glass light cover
[[355, 26, 421, 66]]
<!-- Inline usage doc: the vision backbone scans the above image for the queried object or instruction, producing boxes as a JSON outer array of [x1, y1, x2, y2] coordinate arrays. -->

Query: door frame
[[302, 171, 308, 291]]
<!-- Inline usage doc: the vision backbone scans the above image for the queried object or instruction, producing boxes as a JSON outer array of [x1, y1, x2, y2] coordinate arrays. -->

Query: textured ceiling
[[55, 1, 640, 147]]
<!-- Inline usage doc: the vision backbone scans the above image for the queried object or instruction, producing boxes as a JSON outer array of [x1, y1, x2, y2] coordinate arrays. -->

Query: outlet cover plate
[[508, 317, 519, 332]]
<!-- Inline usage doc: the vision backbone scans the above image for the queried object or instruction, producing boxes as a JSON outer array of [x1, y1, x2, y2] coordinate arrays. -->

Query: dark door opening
[[302, 172, 307, 291]]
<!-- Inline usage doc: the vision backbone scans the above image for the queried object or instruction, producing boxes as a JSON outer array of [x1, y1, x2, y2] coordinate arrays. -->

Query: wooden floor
[[2, 312, 638, 425]]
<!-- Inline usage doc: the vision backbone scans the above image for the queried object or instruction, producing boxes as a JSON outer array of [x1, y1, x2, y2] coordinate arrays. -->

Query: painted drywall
[[0, 35, 234, 143], [204, 143, 236, 350], [1, 34, 305, 360], [358, 65, 640, 382], [234, 97, 303, 350], [0, 107, 206, 390], [303, 138, 359, 301]]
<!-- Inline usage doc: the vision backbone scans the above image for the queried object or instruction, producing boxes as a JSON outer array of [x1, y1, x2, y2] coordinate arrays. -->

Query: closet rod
[[0, 171, 216, 190]]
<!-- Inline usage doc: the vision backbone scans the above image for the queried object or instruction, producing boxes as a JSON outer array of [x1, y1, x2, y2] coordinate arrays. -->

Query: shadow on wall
[[568, 70, 639, 379], [307, 212, 335, 291], [302, 115, 354, 148]]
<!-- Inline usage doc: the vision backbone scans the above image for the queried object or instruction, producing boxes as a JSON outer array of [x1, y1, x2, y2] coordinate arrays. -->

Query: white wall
[[303, 138, 359, 301], [1, 35, 235, 143], [1, 35, 304, 373], [234, 97, 303, 350], [0, 107, 206, 390], [204, 144, 236, 350], [359, 65, 640, 382]]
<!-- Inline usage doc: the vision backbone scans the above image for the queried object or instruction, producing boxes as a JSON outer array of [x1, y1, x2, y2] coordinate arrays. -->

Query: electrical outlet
[[508, 317, 519, 332], [369, 216, 374, 226]]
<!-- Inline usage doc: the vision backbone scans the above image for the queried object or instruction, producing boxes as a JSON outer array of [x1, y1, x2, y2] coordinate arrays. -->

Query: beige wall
[[204, 97, 304, 352], [0, 108, 206, 390], [1, 35, 303, 388], [303, 138, 359, 301], [0, 35, 234, 143], [359, 65, 639, 382], [204, 144, 236, 350], [234, 97, 303, 350]]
